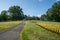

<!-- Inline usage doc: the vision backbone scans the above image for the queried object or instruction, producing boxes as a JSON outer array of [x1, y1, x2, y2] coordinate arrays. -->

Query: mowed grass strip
[[20, 21, 60, 40], [0, 21, 21, 30]]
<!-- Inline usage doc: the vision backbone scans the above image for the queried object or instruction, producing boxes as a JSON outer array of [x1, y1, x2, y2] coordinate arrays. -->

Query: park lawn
[[20, 21, 60, 40], [0, 21, 21, 30]]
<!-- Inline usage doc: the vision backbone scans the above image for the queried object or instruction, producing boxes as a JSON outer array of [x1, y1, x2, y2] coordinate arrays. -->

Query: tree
[[31, 16, 40, 20], [25, 15, 40, 20], [0, 15, 2, 21], [46, 1, 60, 22], [8, 6, 24, 20], [1, 10, 8, 21], [40, 14, 47, 21]]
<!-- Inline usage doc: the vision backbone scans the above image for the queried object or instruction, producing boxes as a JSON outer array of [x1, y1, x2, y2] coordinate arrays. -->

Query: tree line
[[0, 6, 40, 21], [0, 1, 60, 22], [40, 1, 60, 22], [0, 6, 27, 21]]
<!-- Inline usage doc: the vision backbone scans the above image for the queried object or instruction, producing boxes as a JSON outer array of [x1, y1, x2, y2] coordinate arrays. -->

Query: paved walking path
[[0, 21, 25, 40]]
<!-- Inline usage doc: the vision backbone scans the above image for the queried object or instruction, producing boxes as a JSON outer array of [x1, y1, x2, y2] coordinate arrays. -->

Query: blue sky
[[0, 0, 58, 17]]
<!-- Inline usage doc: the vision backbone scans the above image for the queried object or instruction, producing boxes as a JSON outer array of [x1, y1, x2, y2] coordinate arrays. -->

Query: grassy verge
[[20, 21, 60, 40], [0, 21, 21, 30]]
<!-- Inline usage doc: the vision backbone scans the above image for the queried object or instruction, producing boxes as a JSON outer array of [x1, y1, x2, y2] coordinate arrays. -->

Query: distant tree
[[31, 16, 40, 20], [1, 10, 8, 21], [32, 16, 37, 20], [25, 15, 31, 20], [25, 15, 40, 20], [0, 15, 2, 21], [36, 17, 40, 20], [40, 14, 47, 21], [8, 6, 24, 20]]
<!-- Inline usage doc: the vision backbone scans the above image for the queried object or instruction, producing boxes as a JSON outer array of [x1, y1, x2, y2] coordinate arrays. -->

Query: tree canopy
[[40, 1, 60, 22], [0, 10, 8, 21], [0, 6, 25, 21], [0, 1, 60, 22], [8, 6, 25, 20]]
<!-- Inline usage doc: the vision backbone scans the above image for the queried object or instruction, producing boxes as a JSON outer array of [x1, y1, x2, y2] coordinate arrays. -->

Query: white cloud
[[37, 15, 41, 17], [57, 0, 60, 1]]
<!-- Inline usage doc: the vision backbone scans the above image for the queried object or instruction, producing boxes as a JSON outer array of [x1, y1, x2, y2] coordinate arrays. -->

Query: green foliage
[[40, 14, 47, 21], [46, 1, 60, 22], [48, 1, 60, 21], [1, 10, 8, 21], [41, 1, 60, 22], [8, 6, 25, 20], [0, 5, 25, 21], [25, 16, 40, 20], [0, 1, 60, 21], [0, 15, 2, 21]]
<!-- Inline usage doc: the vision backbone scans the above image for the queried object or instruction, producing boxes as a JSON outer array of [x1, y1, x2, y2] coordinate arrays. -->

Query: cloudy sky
[[0, 0, 59, 16]]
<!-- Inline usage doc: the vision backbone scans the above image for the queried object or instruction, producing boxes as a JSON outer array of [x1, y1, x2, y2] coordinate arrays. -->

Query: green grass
[[0, 21, 21, 30], [35, 21, 60, 33], [31, 20, 60, 25], [20, 21, 60, 40]]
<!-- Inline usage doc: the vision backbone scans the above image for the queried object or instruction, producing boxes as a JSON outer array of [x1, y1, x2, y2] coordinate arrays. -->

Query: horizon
[[0, 0, 58, 17]]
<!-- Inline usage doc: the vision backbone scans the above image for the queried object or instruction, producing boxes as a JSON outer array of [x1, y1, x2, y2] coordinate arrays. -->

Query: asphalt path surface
[[0, 21, 25, 40]]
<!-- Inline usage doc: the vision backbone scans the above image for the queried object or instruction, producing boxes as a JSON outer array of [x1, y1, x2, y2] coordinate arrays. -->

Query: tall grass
[[37, 21, 60, 34], [0, 21, 21, 30]]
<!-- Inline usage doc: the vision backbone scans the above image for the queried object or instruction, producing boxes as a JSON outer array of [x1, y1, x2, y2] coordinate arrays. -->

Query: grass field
[[0, 21, 21, 30], [20, 21, 60, 40], [36, 21, 60, 34]]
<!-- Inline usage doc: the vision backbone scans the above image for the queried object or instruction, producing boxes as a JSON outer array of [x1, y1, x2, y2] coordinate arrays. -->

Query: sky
[[0, 0, 59, 17]]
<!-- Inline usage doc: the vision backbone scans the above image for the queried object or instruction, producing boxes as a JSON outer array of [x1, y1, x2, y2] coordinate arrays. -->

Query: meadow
[[0, 21, 21, 30], [0, 20, 60, 40], [36, 21, 60, 34], [20, 21, 60, 40]]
